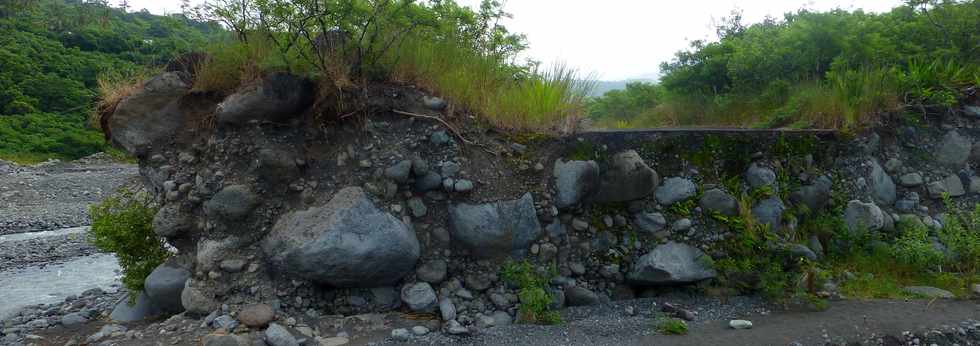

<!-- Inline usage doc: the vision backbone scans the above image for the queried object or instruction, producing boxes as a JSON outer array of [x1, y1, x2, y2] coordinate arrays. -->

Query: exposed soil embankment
[[4, 69, 979, 346]]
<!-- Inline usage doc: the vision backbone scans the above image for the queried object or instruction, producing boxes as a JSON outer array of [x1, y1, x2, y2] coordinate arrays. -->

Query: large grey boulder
[[265, 323, 299, 346], [699, 188, 738, 216], [936, 130, 972, 167], [553, 159, 599, 208], [745, 162, 776, 189], [628, 242, 716, 285], [144, 261, 190, 312], [867, 159, 896, 205], [594, 150, 659, 203], [447, 193, 542, 257], [789, 175, 833, 213], [655, 177, 697, 206], [263, 187, 420, 287], [844, 200, 884, 233], [204, 185, 258, 221], [751, 197, 785, 233], [152, 204, 195, 237], [215, 73, 313, 125], [109, 291, 163, 322], [108, 72, 189, 156]]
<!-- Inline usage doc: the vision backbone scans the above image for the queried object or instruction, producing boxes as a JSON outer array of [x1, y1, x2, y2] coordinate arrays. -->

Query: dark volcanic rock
[[262, 187, 420, 287]]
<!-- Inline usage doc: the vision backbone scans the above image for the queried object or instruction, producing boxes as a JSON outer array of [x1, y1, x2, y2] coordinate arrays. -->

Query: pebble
[[729, 320, 753, 329]]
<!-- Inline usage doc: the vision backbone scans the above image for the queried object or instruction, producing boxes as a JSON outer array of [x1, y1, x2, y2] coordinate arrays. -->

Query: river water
[[0, 227, 121, 321]]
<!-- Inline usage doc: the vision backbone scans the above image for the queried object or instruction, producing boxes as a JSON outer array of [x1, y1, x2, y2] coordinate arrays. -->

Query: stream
[[0, 227, 120, 321]]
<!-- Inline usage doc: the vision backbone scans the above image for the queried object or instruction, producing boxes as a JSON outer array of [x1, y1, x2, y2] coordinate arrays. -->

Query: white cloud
[[125, 0, 902, 80]]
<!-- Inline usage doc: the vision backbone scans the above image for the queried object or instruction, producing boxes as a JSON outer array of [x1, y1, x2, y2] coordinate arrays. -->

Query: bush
[[939, 197, 980, 273], [654, 316, 688, 335], [500, 260, 561, 325], [88, 188, 168, 297], [890, 219, 944, 270]]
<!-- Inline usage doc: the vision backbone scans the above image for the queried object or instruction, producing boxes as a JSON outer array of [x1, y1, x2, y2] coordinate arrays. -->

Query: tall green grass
[[389, 36, 594, 132]]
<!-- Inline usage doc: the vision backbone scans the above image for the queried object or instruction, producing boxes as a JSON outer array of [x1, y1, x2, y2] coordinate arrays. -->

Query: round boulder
[[594, 150, 659, 203], [107, 72, 189, 156], [215, 73, 313, 125], [144, 261, 190, 312], [262, 187, 420, 287], [238, 304, 275, 328], [204, 185, 258, 221], [447, 193, 542, 257]]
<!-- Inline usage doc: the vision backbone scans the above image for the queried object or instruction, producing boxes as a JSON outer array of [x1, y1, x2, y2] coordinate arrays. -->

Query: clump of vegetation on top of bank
[[589, 0, 979, 130], [165, 0, 593, 132]]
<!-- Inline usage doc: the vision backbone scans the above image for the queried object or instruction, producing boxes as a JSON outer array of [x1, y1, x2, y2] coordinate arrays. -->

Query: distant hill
[[0, 0, 220, 162]]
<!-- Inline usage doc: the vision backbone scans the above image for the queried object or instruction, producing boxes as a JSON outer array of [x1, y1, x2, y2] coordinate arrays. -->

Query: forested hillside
[[0, 0, 219, 163], [589, 1, 980, 130]]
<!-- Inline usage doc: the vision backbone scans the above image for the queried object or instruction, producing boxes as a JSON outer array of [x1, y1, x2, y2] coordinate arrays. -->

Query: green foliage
[[939, 197, 980, 273], [88, 189, 168, 297], [500, 260, 561, 325], [0, 0, 217, 161], [589, 2, 979, 130], [654, 316, 688, 335], [194, 0, 593, 131], [890, 219, 944, 269]]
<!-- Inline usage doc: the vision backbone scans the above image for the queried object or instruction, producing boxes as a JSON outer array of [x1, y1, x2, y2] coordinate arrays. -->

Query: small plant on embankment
[[89, 188, 168, 298], [500, 260, 561, 325], [654, 316, 689, 335]]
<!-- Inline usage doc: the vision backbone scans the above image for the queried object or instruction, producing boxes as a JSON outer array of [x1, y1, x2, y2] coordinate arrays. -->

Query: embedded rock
[[844, 200, 884, 233], [152, 204, 195, 237], [655, 177, 697, 206], [628, 242, 716, 285], [867, 159, 896, 205], [238, 304, 275, 328], [565, 286, 599, 306], [553, 159, 599, 208], [633, 212, 667, 235], [790, 175, 832, 212], [594, 150, 659, 203], [143, 261, 190, 312], [936, 130, 972, 167], [215, 72, 313, 125], [401, 282, 438, 312], [745, 162, 776, 189], [448, 193, 542, 257], [108, 72, 190, 156], [204, 185, 258, 222], [751, 197, 785, 233], [699, 188, 738, 216], [181, 280, 218, 316], [263, 187, 420, 287]]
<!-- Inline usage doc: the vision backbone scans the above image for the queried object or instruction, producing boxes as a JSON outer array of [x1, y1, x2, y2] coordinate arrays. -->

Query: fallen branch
[[392, 109, 473, 145]]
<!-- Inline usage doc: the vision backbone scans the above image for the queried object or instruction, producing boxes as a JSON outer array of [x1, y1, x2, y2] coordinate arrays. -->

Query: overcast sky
[[124, 0, 903, 81]]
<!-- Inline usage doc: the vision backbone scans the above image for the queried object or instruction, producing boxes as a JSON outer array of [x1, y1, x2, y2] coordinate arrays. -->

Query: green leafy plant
[[654, 316, 688, 335], [500, 260, 561, 325], [88, 188, 168, 299]]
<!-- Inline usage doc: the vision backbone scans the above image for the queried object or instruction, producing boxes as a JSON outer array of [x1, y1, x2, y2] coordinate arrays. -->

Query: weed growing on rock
[[500, 260, 561, 325], [89, 188, 167, 299], [654, 316, 688, 335]]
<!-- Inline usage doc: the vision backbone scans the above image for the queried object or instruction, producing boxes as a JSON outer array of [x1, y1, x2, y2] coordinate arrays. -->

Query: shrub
[[500, 260, 561, 325], [88, 188, 168, 297], [939, 197, 980, 273], [654, 316, 688, 335], [890, 219, 944, 270]]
